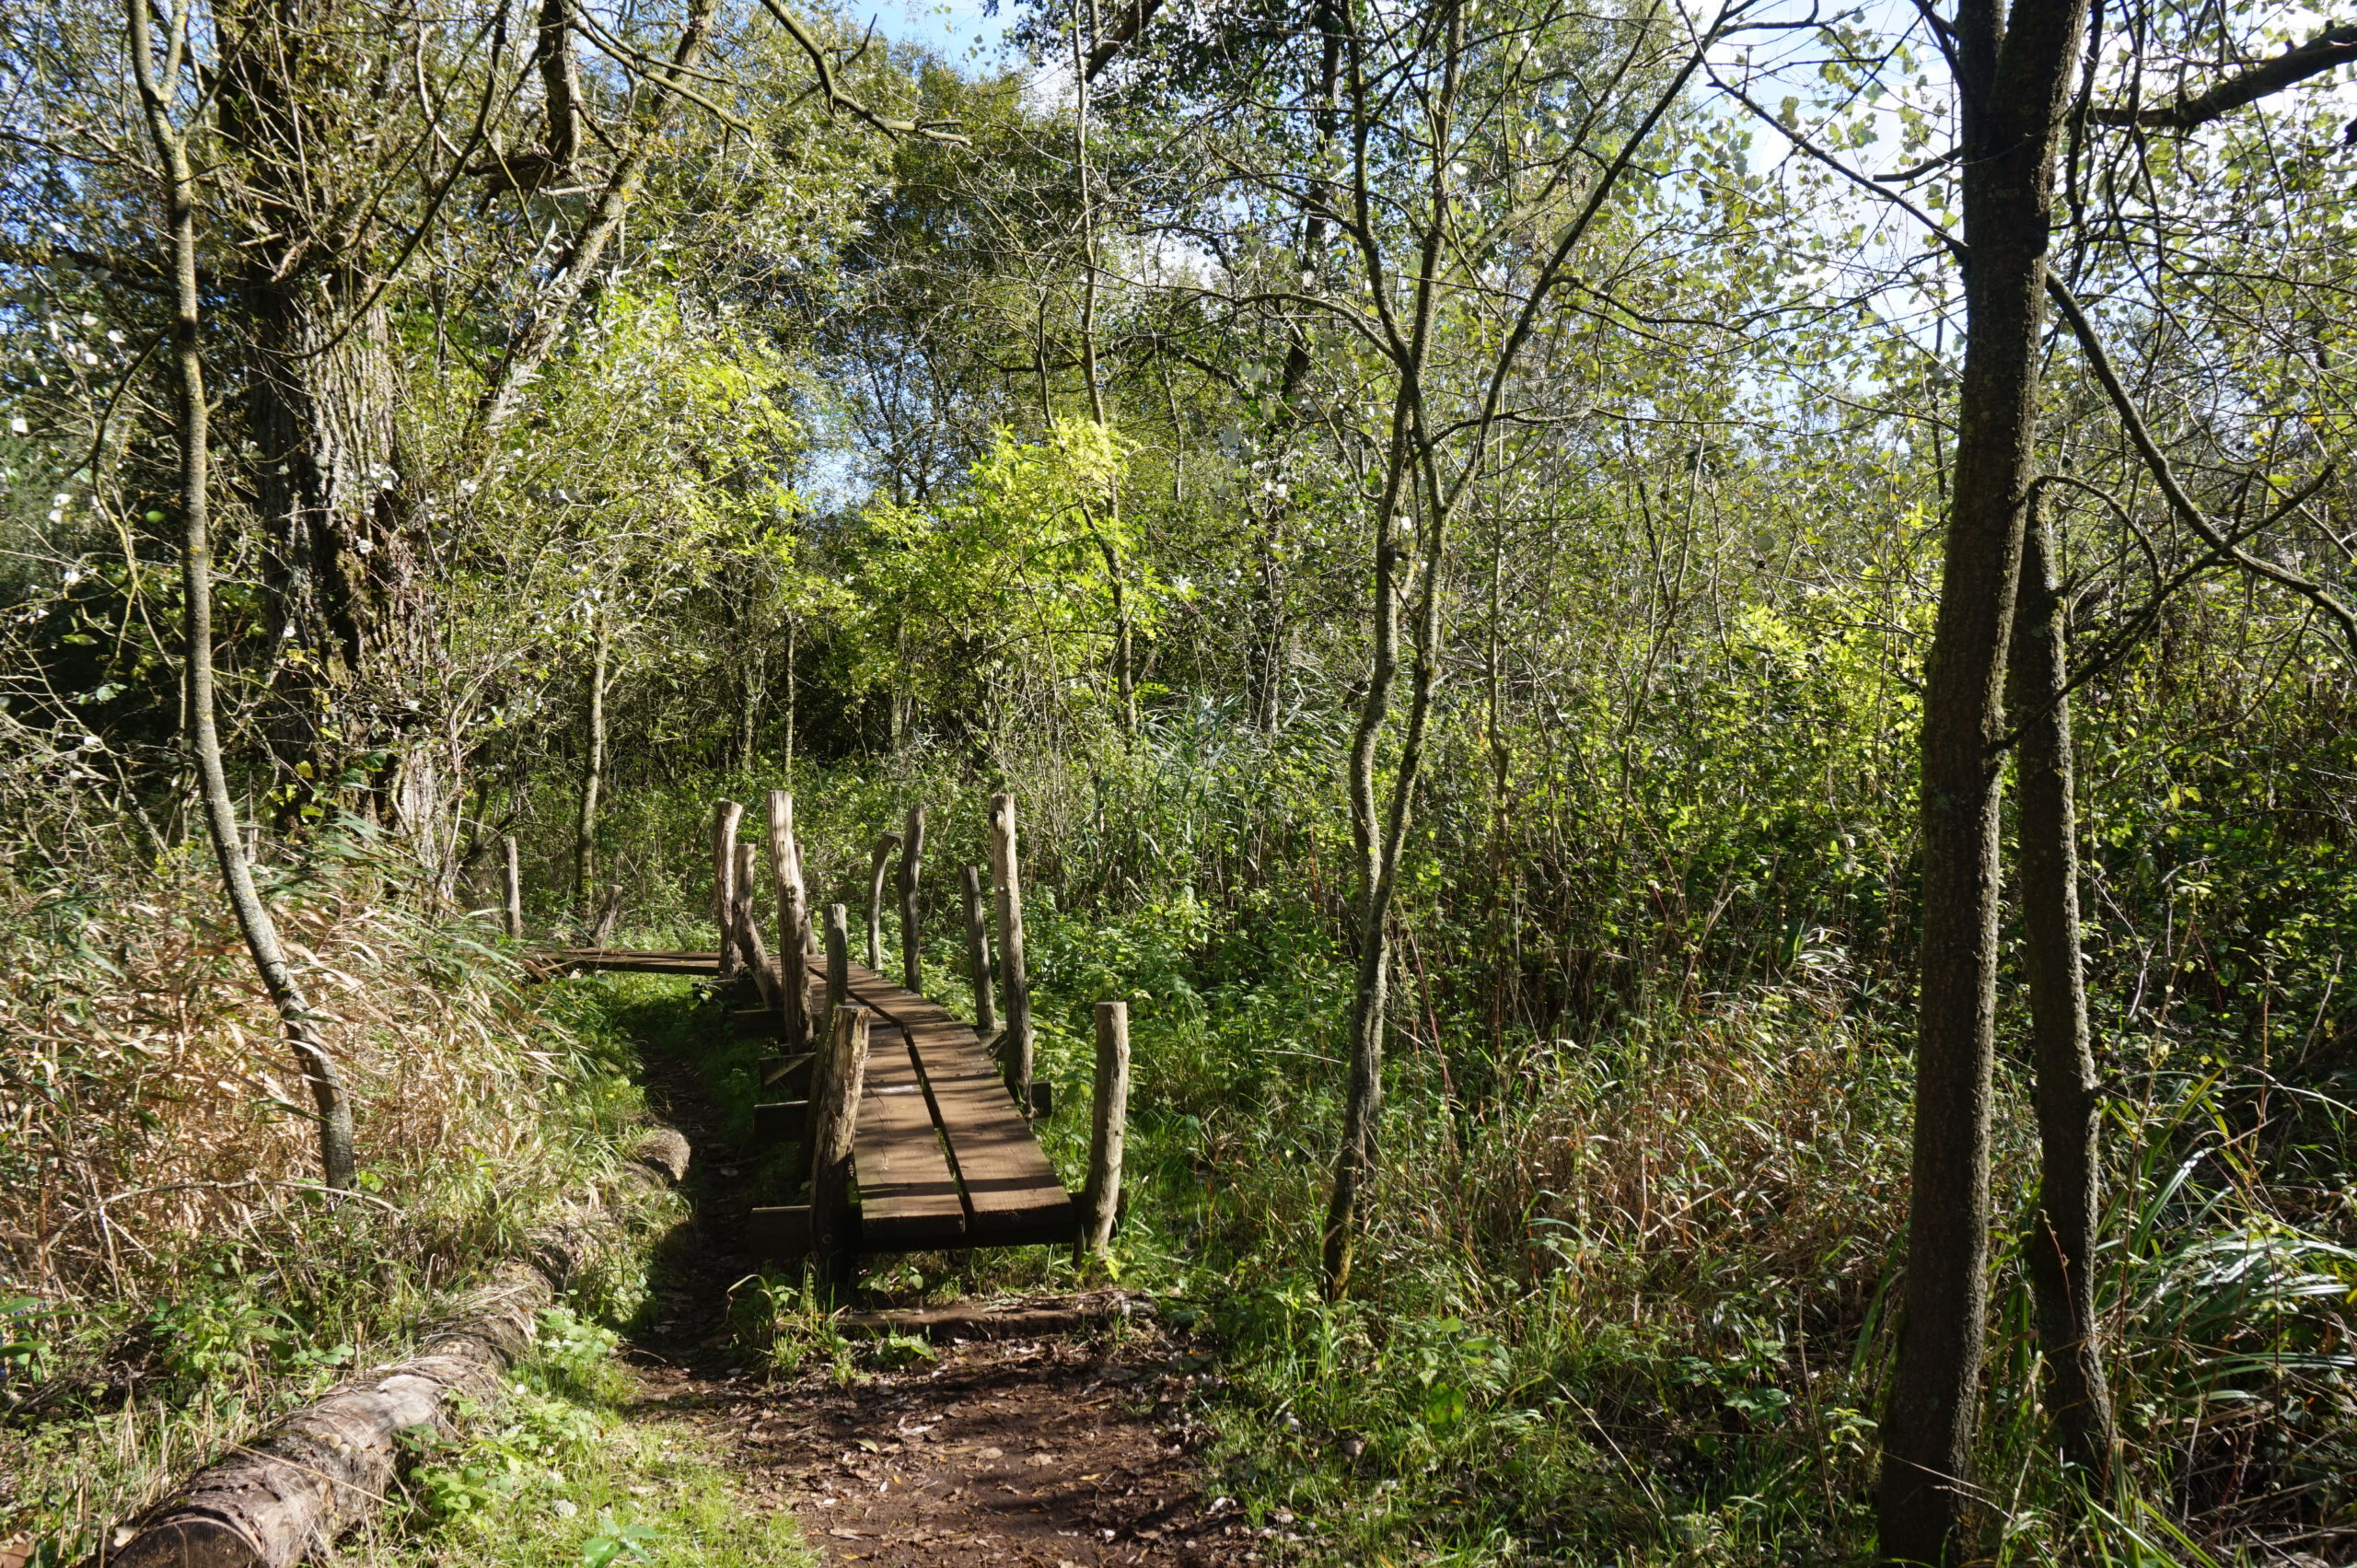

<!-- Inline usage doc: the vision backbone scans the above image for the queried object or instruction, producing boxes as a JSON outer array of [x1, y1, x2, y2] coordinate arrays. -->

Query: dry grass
[[0, 836, 674, 1562]]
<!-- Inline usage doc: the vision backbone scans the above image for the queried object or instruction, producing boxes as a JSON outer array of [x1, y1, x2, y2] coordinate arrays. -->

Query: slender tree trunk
[[2008, 502, 2117, 1491], [132, 1, 356, 1191], [867, 830, 900, 971], [1068, 19, 1137, 738], [784, 616, 798, 785], [1879, 0, 2089, 1558], [575, 613, 609, 919], [1321, 3, 1458, 1301], [989, 792, 1035, 1109]]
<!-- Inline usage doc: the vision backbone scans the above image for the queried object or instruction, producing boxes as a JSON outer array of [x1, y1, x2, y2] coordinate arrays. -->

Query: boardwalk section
[[748, 953, 1075, 1255], [552, 946, 1074, 1258]]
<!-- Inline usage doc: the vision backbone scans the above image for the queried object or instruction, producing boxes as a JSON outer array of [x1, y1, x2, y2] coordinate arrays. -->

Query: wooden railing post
[[793, 838, 816, 955], [960, 865, 996, 1038], [713, 800, 744, 977], [865, 830, 900, 972], [988, 792, 1035, 1114], [1078, 1000, 1131, 1260], [501, 834, 524, 941], [589, 882, 623, 948], [733, 842, 774, 1005], [899, 803, 926, 993], [809, 1005, 872, 1281], [825, 902, 850, 1040], [768, 791, 809, 1050]]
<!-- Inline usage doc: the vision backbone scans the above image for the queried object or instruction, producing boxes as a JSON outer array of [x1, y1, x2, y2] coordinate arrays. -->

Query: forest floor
[[619, 1007, 1259, 1568]]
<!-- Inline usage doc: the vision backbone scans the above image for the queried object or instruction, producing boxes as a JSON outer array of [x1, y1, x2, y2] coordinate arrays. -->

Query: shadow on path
[[598, 979, 1258, 1567]]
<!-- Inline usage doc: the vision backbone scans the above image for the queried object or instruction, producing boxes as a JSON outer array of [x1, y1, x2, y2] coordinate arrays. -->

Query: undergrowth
[[0, 831, 683, 1564], [372, 1306, 815, 1568], [712, 869, 2357, 1566]]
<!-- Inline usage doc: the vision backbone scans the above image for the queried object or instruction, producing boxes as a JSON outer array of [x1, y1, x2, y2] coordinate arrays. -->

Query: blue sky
[[855, 0, 1023, 70]]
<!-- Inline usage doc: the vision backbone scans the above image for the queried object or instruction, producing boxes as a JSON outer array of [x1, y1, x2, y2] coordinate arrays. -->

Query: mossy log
[[87, 1132, 689, 1568]]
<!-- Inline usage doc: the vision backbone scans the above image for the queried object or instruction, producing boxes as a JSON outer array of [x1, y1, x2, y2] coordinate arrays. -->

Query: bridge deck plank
[[823, 958, 1074, 1249], [850, 1009, 968, 1248]]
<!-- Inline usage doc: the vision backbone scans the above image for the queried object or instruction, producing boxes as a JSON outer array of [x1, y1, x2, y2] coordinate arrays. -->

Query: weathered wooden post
[[960, 865, 996, 1038], [767, 791, 809, 1050], [899, 803, 926, 993], [733, 842, 774, 1005], [501, 835, 524, 940], [792, 838, 816, 954], [1077, 1000, 1131, 1260], [589, 882, 624, 948], [713, 800, 744, 977], [865, 830, 900, 972], [988, 792, 1036, 1114], [808, 1005, 872, 1282], [825, 902, 850, 1040]]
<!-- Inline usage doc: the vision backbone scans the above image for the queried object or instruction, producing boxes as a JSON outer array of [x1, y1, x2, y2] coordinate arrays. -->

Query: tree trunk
[[714, 800, 744, 979], [214, 0, 417, 813], [1879, 0, 2089, 1558], [131, 0, 356, 1192], [1321, 116, 1450, 1300], [2007, 502, 2118, 1491], [575, 615, 610, 920], [988, 793, 1035, 1110]]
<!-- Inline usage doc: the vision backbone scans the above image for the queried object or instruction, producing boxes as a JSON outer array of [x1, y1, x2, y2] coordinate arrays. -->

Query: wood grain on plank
[[908, 1019, 1074, 1240], [852, 1014, 966, 1247], [830, 959, 1073, 1241]]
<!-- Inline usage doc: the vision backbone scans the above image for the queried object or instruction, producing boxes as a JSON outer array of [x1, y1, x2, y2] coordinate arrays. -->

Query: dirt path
[[622, 1003, 1258, 1567], [629, 1327, 1256, 1567]]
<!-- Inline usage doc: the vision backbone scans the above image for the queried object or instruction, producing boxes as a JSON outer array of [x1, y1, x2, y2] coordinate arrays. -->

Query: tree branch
[[2087, 22, 2357, 129], [2045, 276, 2357, 656], [750, 0, 970, 144]]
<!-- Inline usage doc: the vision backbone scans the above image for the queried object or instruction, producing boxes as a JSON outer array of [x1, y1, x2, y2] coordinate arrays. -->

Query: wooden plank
[[746, 1202, 977, 1258], [852, 1015, 967, 1249], [905, 1016, 1075, 1243], [752, 1098, 807, 1144], [760, 1051, 815, 1092], [830, 959, 1074, 1246], [541, 949, 721, 975], [834, 1292, 1149, 1340]]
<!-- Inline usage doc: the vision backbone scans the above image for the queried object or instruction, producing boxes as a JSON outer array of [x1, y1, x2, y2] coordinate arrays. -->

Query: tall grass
[[0, 830, 679, 1564], [670, 704, 2357, 1565]]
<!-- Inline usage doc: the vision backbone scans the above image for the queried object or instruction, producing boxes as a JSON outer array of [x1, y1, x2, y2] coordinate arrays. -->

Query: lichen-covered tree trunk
[[249, 271, 416, 777], [219, 0, 427, 826], [2008, 504, 2118, 1492], [1878, 0, 2090, 1557]]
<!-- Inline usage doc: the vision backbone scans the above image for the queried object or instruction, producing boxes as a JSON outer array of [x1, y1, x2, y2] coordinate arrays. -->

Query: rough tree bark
[[2007, 501, 2118, 1490], [131, 0, 357, 1193], [899, 803, 925, 993], [1879, 0, 2090, 1556], [212, 0, 421, 818]]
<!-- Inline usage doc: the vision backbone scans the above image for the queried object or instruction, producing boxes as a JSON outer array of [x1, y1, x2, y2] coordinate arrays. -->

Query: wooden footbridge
[[540, 791, 1127, 1272]]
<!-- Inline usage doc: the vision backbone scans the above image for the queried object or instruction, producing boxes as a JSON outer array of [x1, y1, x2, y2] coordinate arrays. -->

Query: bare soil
[[626, 1016, 1260, 1568], [628, 1328, 1259, 1567]]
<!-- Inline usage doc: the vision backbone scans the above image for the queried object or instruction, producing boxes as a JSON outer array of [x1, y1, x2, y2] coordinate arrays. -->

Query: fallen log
[[87, 1131, 690, 1568], [836, 1290, 1155, 1342]]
